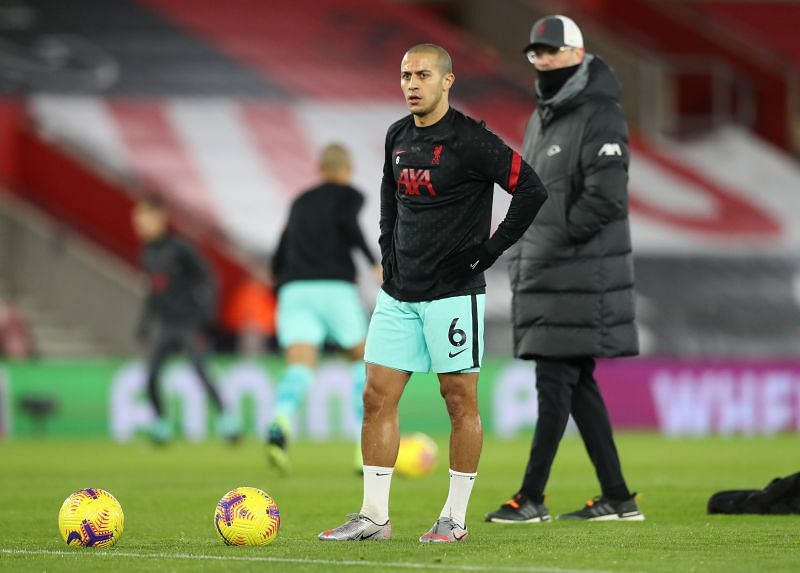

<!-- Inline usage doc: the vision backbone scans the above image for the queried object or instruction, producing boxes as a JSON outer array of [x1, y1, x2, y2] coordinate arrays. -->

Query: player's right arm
[[378, 131, 398, 281]]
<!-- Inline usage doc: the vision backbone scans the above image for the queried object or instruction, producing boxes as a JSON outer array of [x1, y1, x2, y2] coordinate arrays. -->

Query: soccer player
[[267, 143, 381, 473], [132, 195, 240, 443], [319, 44, 548, 543]]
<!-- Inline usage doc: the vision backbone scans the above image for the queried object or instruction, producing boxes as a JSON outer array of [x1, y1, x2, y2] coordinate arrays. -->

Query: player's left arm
[[443, 125, 548, 279], [270, 226, 287, 280], [340, 190, 378, 265], [178, 240, 217, 323], [479, 131, 548, 256], [179, 240, 213, 285], [566, 103, 629, 244]]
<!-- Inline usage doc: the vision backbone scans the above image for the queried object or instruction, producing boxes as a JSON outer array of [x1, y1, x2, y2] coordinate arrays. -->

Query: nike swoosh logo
[[359, 530, 381, 540], [448, 349, 467, 358], [453, 531, 468, 541], [375, 472, 392, 476], [395, 150, 406, 155], [469, 260, 480, 269]]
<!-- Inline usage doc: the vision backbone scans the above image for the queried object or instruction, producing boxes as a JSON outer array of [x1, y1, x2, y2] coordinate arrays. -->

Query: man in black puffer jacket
[[486, 15, 642, 524]]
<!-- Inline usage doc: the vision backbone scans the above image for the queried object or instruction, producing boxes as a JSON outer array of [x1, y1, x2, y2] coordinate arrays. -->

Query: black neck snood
[[537, 63, 581, 101]]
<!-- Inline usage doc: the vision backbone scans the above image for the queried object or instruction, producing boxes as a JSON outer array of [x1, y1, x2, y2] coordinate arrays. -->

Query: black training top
[[379, 107, 548, 302], [272, 182, 377, 288], [141, 233, 216, 325]]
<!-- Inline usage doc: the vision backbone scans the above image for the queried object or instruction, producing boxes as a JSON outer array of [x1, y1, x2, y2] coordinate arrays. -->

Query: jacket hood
[[536, 54, 620, 124]]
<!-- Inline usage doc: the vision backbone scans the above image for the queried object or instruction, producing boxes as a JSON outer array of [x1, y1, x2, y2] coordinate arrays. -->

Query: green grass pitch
[[1, 434, 798, 572]]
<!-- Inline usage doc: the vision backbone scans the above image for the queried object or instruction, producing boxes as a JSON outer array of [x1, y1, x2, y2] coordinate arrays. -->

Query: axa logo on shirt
[[598, 143, 622, 157], [398, 168, 437, 196]]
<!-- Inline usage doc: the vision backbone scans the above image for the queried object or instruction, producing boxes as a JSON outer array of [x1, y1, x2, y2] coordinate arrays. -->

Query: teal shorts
[[277, 280, 368, 349], [364, 289, 485, 374]]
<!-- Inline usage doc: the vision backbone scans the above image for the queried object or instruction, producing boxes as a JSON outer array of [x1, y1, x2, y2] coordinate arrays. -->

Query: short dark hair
[[405, 43, 453, 75]]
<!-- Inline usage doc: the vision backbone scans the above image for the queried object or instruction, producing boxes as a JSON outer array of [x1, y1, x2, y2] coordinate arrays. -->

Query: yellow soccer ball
[[58, 488, 124, 548], [214, 487, 281, 546], [395, 433, 438, 478]]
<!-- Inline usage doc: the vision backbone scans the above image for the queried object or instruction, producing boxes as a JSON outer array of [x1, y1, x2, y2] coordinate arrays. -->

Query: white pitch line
[[0, 548, 617, 573]]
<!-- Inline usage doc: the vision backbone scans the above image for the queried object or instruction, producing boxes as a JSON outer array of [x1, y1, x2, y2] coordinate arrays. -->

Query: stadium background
[[1, 0, 799, 440], [0, 1, 798, 570]]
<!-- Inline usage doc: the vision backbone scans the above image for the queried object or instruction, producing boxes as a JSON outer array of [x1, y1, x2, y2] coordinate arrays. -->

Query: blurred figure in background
[[266, 143, 381, 473], [485, 15, 642, 524], [132, 195, 240, 443]]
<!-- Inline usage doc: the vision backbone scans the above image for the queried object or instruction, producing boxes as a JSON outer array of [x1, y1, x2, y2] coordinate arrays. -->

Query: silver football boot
[[318, 514, 392, 541], [418, 517, 469, 542]]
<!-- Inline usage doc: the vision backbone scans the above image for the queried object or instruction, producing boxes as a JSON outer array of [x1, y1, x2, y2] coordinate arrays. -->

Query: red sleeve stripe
[[508, 152, 522, 193]]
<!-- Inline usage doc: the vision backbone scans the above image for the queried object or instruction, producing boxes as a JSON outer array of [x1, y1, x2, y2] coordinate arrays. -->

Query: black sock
[[519, 489, 545, 504], [603, 485, 632, 501]]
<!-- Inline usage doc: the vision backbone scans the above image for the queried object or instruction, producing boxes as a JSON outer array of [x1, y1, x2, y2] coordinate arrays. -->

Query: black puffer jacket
[[510, 55, 638, 359]]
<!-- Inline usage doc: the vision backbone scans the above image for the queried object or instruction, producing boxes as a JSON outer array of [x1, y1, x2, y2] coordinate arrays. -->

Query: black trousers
[[520, 357, 630, 502], [145, 323, 224, 418]]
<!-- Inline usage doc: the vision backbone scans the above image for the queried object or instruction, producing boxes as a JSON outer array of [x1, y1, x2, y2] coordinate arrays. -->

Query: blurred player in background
[[267, 143, 381, 473], [319, 44, 548, 544], [485, 15, 642, 524], [132, 195, 240, 443]]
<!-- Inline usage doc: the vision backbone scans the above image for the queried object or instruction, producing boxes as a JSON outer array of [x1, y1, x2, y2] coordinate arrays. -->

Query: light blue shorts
[[364, 289, 485, 374], [277, 280, 367, 349]]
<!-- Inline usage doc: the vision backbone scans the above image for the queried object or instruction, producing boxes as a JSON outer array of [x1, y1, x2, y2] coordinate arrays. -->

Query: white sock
[[360, 465, 393, 524], [439, 469, 477, 528]]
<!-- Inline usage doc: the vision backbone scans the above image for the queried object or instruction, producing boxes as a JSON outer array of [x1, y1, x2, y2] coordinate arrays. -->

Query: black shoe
[[267, 422, 287, 448], [485, 492, 551, 524], [558, 494, 644, 521]]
